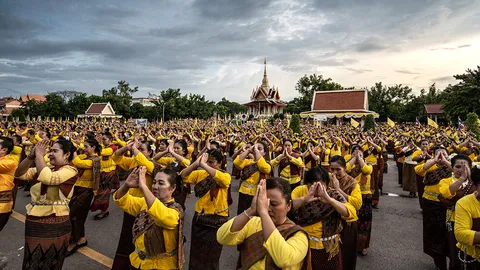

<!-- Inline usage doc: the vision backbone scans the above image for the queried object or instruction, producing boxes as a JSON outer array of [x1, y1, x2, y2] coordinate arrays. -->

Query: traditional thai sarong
[[416, 174, 425, 209], [402, 163, 417, 193], [237, 192, 253, 216], [112, 212, 136, 270], [189, 212, 228, 270], [307, 248, 342, 270], [421, 198, 448, 268], [0, 212, 10, 232], [23, 214, 71, 270], [357, 195, 372, 251], [397, 162, 403, 185], [340, 221, 357, 270], [91, 171, 118, 212], [69, 186, 94, 242], [371, 164, 379, 206]]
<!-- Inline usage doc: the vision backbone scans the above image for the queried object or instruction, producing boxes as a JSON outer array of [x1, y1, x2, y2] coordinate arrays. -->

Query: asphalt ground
[[0, 159, 437, 270]]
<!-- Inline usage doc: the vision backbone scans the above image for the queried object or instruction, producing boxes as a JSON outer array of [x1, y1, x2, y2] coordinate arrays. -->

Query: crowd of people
[[0, 117, 479, 270]]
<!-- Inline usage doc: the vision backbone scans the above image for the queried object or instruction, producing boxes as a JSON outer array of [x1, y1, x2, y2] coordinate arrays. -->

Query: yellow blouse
[[17, 165, 78, 217], [454, 194, 480, 261], [10, 146, 22, 164], [115, 195, 181, 269], [183, 170, 231, 216], [112, 153, 154, 198], [345, 163, 373, 195], [0, 155, 18, 213], [72, 154, 96, 189], [100, 147, 117, 173], [291, 185, 357, 249], [439, 176, 459, 222], [217, 217, 308, 270], [270, 156, 304, 185], [233, 157, 271, 196], [415, 163, 441, 202]]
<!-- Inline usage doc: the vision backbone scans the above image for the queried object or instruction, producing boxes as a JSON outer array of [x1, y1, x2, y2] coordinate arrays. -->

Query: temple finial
[[262, 57, 269, 88]]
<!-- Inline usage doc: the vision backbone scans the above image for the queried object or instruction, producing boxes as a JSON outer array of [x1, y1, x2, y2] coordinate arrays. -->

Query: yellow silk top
[[115, 195, 181, 269], [17, 165, 78, 216], [439, 176, 459, 222], [156, 157, 191, 171], [0, 155, 18, 213], [72, 154, 96, 189], [233, 157, 271, 196], [270, 156, 304, 185], [415, 163, 441, 202], [217, 217, 308, 270], [292, 185, 357, 249], [112, 153, 154, 198], [345, 162, 373, 195], [10, 146, 22, 164], [455, 194, 480, 261], [100, 146, 117, 173], [183, 170, 231, 216]]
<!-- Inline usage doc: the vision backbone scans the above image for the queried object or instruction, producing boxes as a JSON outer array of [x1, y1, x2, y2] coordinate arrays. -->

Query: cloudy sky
[[1, 0, 480, 103]]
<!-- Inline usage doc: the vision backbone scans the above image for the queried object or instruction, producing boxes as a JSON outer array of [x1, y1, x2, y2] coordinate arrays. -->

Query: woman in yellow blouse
[[292, 166, 357, 269], [0, 137, 18, 232], [234, 142, 272, 215], [217, 178, 309, 270], [329, 155, 363, 270], [111, 139, 156, 269], [68, 138, 102, 256], [439, 154, 473, 270], [181, 149, 231, 270], [454, 167, 480, 269], [153, 139, 191, 209], [15, 139, 78, 269], [270, 139, 304, 191], [345, 144, 373, 256], [302, 141, 321, 171], [115, 166, 184, 269], [415, 146, 451, 270]]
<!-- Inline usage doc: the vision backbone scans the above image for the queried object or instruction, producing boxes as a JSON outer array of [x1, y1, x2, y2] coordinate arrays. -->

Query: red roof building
[[20, 94, 46, 102], [244, 59, 287, 117], [78, 102, 121, 118], [301, 89, 378, 125], [424, 104, 444, 115]]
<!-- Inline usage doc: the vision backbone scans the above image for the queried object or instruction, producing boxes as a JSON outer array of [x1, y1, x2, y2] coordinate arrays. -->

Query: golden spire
[[262, 57, 269, 88]]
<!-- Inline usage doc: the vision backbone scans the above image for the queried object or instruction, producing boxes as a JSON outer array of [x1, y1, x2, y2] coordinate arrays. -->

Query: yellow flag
[[287, 119, 290, 128], [260, 119, 264, 128], [351, 118, 359, 128], [315, 120, 319, 128], [75, 117, 78, 123], [387, 117, 395, 127], [214, 119, 217, 129], [427, 117, 438, 129]]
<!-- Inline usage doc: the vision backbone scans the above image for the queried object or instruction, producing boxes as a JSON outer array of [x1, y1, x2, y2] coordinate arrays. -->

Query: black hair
[[210, 140, 220, 149], [266, 177, 292, 203], [329, 155, 347, 168], [141, 140, 153, 158], [304, 166, 330, 186], [175, 139, 188, 157], [85, 138, 101, 155], [27, 129, 35, 136], [11, 134, 22, 145], [103, 132, 113, 141], [182, 134, 191, 142], [472, 167, 480, 186], [283, 139, 293, 146], [350, 144, 362, 153], [207, 149, 223, 163], [19, 123, 27, 129], [451, 154, 472, 168], [419, 139, 429, 145], [0, 136, 14, 154], [86, 131, 96, 140], [157, 168, 178, 189], [432, 145, 446, 154], [158, 138, 169, 146], [55, 139, 77, 161]]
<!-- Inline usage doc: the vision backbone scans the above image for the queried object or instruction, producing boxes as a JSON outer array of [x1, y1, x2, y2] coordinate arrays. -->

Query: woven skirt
[[23, 214, 71, 270]]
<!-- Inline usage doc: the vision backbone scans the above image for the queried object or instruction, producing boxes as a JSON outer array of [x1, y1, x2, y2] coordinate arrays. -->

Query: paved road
[[0, 159, 437, 270]]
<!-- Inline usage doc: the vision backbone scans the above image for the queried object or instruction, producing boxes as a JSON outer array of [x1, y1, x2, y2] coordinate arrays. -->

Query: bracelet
[[243, 210, 253, 219]]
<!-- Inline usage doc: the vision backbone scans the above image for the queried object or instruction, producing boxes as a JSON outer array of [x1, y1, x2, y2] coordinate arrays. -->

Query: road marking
[[11, 210, 114, 268], [386, 193, 399, 197]]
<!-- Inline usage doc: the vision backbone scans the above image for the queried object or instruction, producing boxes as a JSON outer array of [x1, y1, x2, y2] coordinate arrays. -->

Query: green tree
[[368, 83, 415, 122], [42, 93, 69, 118], [441, 66, 480, 121], [130, 103, 145, 119], [289, 114, 301, 134], [465, 112, 479, 135], [102, 81, 138, 118], [287, 74, 344, 114], [363, 114, 376, 131], [11, 109, 26, 122]]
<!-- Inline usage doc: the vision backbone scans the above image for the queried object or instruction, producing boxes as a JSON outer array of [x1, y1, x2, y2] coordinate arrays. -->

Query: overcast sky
[[1, 0, 479, 103]]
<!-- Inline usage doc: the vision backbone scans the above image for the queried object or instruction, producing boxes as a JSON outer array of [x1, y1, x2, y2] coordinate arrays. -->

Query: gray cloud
[[430, 44, 472, 51], [346, 68, 373, 74], [396, 69, 422, 75], [431, 76, 455, 82]]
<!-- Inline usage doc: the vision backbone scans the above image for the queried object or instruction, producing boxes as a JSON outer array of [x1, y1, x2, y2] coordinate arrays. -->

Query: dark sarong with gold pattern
[[357, 194, 372, 251], [69, 186, 94, 242], [422, 198, 448, 259], [189, 212, 228, 270], [112, 212, 136, 270], [23, 214, 71, 270], [91, 171, 118, 212]]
